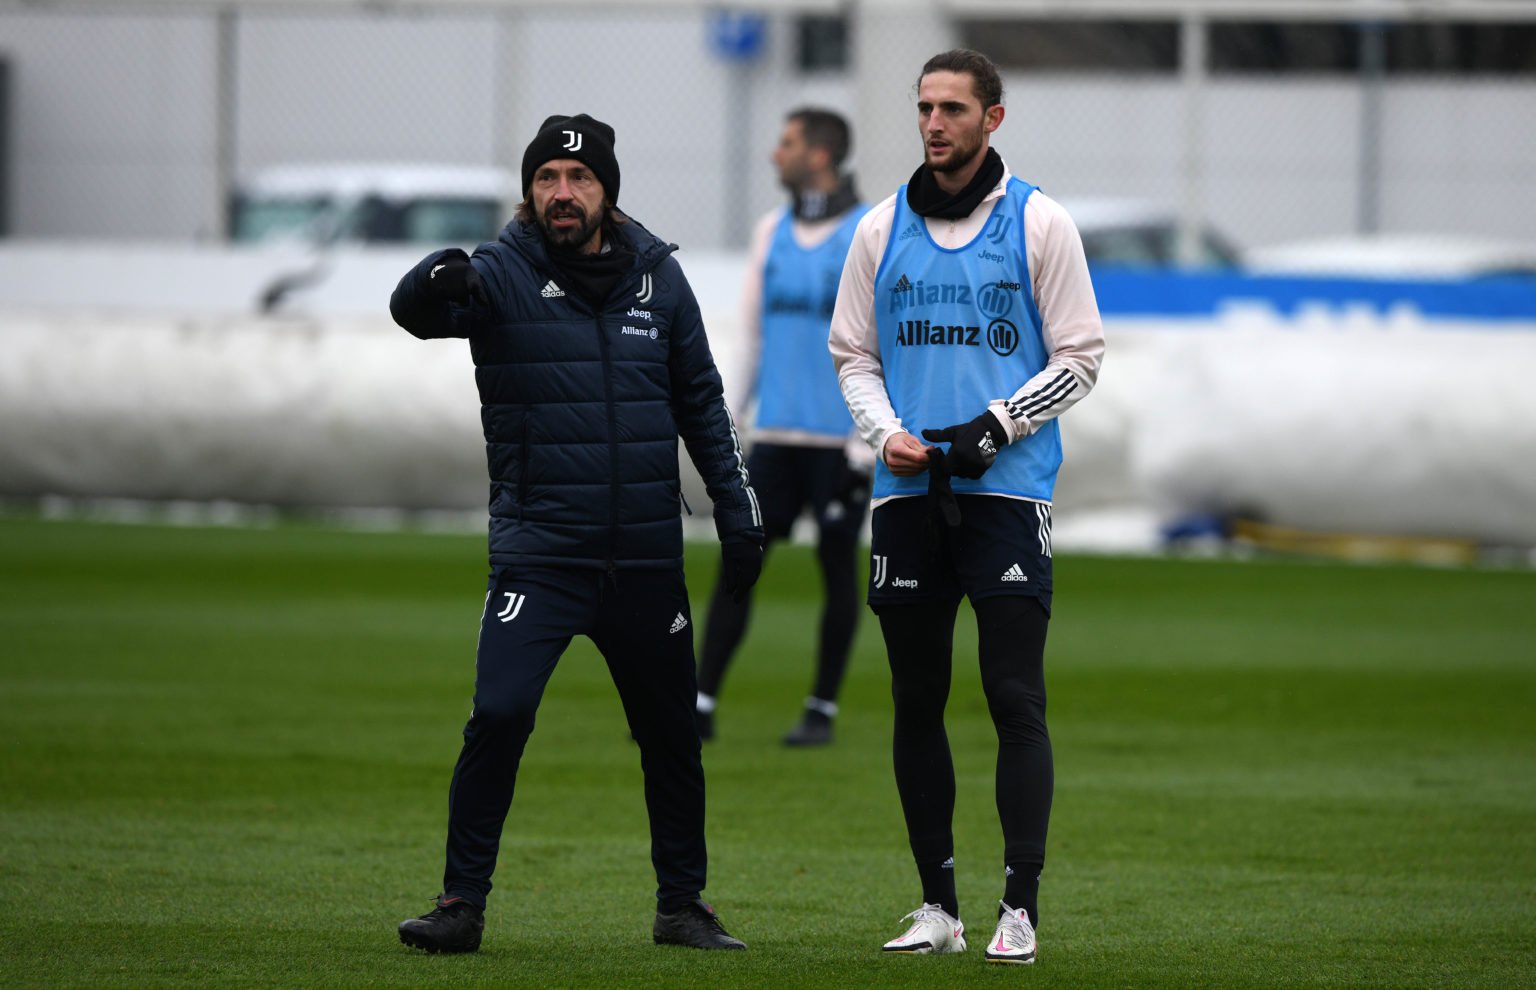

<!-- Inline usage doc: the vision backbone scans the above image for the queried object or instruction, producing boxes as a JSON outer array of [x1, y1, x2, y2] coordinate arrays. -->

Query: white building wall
[[1, 11, 220, 238], [234, 12, 503, 168], [1, 5, 1534, 249]]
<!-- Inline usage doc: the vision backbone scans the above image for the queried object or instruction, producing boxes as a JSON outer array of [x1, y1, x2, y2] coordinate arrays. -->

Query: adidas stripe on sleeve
[[990, 191, 1104, 443]]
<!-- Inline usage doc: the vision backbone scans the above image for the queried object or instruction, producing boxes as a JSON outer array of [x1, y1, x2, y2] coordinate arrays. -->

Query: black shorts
[[867, 494, 1053, 611], [747, 443, 868, 544]]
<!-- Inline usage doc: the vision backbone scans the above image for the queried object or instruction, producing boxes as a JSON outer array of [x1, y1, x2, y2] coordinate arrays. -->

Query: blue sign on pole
[[707, 11, 767, 63]]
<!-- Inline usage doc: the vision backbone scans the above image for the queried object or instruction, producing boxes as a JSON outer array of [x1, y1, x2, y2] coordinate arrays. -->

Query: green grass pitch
[[2, 515, 1533, 988]]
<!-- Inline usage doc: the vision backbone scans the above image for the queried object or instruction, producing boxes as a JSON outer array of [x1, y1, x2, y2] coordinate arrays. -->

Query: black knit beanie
[[521, 113, 620, 205]]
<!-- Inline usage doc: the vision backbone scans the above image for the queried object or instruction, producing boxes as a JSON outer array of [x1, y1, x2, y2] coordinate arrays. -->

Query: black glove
[[720, 534, 765, 603], [426, 256, 489, 307], [926, 447, 961, 529], [921, 410, 1008, 480]]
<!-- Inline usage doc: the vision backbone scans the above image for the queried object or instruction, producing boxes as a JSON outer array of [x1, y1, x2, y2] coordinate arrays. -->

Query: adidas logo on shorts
[[669, 612, 689, 634], [1001, 563, 1029, 582]]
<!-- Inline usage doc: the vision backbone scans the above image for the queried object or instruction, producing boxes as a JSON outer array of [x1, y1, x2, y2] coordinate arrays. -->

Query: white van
[[229, 163, 514, 246]]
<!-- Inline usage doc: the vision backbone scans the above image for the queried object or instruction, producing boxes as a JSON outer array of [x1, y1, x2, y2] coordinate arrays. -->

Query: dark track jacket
[[390, 217, 761, 570]]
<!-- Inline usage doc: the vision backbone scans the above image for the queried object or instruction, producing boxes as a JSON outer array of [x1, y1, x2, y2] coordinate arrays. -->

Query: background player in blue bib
[[696, 108, 872, 747], [830, 50, 1105, 964]]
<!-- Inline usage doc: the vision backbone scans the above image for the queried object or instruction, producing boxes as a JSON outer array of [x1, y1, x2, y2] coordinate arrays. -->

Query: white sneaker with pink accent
[[984, 901, 1037, 964], [881, 903, 966, 954]]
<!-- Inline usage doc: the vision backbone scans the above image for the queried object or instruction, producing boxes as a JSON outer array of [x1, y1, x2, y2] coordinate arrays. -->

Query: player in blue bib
[[696, 108, 872, 747], [830, 50, 1105, 964]]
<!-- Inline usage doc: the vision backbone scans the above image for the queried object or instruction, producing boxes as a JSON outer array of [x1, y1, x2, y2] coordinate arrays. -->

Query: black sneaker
[[398, 895, 484, 954], [695, 708, 715, 742], [653, 899, 746, 950], [782, 709, 832, 747]]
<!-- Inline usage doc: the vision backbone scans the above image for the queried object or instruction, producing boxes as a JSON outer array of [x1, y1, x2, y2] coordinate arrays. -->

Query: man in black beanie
[[390, 112, 764, 954]]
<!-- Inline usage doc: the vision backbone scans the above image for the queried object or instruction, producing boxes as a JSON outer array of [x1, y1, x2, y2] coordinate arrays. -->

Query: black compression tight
[[877, 595, 1053, 925], [697, 527, 861, 703]]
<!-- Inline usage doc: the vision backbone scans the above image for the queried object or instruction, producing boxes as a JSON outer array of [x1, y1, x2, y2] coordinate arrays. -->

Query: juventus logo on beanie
[[521, 113, 620, 205]]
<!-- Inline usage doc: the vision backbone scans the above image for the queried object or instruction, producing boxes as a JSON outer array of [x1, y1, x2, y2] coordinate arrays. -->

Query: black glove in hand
[[926, 447, 962, 528], [426, 257, 489, 307], [921, 410, 1008, 480], [720, 535, 764, 603]]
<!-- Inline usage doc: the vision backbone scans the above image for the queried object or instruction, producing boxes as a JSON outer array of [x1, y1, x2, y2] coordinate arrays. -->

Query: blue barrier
[[1088, 267, 1536, 322]]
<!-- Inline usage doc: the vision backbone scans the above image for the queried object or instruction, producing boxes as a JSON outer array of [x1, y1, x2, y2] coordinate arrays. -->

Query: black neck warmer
[[905, 147, 1004, 220], [546, 222, 636, 307], [791, 174, 861, 221]]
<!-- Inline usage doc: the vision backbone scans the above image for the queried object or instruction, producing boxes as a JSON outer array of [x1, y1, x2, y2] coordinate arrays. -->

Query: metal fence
[[2, 1, 1535, 257]]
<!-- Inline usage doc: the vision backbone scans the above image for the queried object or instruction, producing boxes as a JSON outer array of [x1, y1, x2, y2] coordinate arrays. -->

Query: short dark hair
[[786, 107, 852, 170], [918, 48, 1005, 110]]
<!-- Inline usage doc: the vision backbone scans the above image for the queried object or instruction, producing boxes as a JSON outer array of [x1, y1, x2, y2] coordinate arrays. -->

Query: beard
[[777, 160, 811, 194], [925, 130, 983, 174], [539, 201, 602, 250]]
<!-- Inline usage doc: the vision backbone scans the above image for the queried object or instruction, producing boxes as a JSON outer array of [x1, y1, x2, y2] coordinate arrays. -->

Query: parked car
[[229, 163, 513, 247], [1060, 197, 1243, 269], [1245, 234, 1536, 280]]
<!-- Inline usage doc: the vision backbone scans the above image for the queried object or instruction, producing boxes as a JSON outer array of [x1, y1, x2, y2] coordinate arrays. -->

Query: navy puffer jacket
[[390, 217, 761, 569]]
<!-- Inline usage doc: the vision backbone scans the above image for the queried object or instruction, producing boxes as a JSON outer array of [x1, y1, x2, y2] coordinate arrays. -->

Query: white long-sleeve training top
[[828, 160, 1105, 476]]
